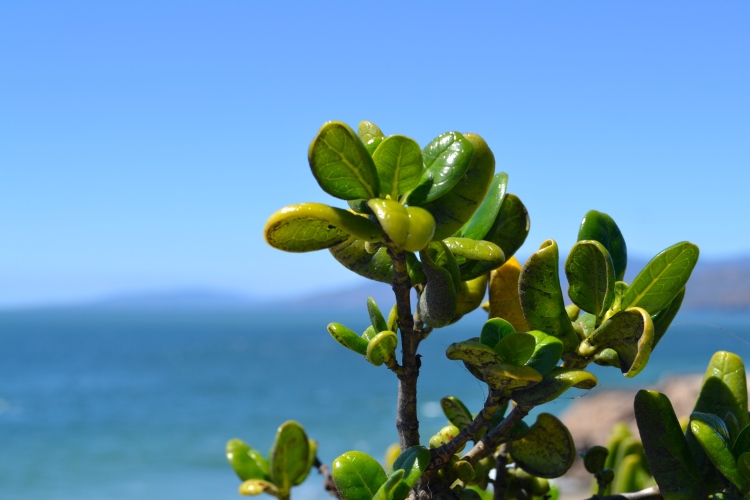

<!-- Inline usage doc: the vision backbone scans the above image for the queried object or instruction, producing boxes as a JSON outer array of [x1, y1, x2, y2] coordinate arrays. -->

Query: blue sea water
[[1, 308, 750, 499]]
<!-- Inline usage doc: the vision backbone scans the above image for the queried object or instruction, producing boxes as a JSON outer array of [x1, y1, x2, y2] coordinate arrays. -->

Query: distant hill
[[73, 255, 750, 312]]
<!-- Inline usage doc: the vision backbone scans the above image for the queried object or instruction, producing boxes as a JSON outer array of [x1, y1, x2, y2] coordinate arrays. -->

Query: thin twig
[[493, 444, 509, 500], [428, 390, 505, 470], [313, 457, 341, 499], [463, 405, 529, 465]]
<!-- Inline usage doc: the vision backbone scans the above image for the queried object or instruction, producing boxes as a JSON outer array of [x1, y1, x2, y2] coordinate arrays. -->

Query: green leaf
[[565, 240, 615, 317], [407, 131, 473, 205], [367, 298, 389, 334], [239, 479, 278, 497], [739, 453, 750, 484], [442, 237, 505, 281], [366, 330, 398, 367], [583, 446, 609, 474], [446, 339, 502, 372], [507, 413, 576, 478], [440, 396, 473, 432], [495, 332, 536, 366], [524, 330, 564, 376], [264, 203, 384, 252], [372, 469, 405, 500], [357, 120, 384, 145], [416, 133, 495, 240], [327, 322, 369, 355], [634, 390, 706, 499], [577, 210, 628, 281], [329, 237, 425, 285], [693, 351, 750, 433], [482, 363, 542, 391], [579, 307, 654, 377], [454, 274, 489, 320], [372, 135, 423, 199], [388, 446, 431, 500], [512, 367, 597, 407], [691, 415, 745, 491], [367, 199, 409, 248], [621, 241, 699, 314], [269, 421, 310, 495], [518, 240, 579, 352], [652, 287, 686, 348], [227, 439, 270, 482], [480, 318, 516, 348], [309, 121, 379, 200], [482, 193, 530, 261], [456, 172, 509, 240], [733, 425, 750, 458], [332, 451, 388, 500]]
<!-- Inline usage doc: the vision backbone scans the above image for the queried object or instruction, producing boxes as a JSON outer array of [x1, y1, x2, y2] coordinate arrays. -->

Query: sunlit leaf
[[372, 135, 423, 199], [332, 451, 388, 500], [508, 413, 576, 478], [407, 131, 473, 205], [578, 210, 628, 281]]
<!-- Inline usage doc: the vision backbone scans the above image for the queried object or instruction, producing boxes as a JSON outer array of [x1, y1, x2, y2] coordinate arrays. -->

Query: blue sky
[[2, 1, 748, 307]]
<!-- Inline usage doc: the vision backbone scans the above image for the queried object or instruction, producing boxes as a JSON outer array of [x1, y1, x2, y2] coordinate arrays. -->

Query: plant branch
[[584, 485, 662, 500], [493, 444, 509, 500], [428, 390, 505, 470], [387, 244, 421, 449], [313, 457, 341, 499], [463, 405, 529, 465]]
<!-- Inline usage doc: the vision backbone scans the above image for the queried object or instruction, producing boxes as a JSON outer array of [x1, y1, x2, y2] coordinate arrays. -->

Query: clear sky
[[2, 1, 748, 307]]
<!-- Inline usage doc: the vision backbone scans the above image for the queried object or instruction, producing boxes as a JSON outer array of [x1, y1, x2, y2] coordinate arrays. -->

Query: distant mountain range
[[85, 255, 750, 312]]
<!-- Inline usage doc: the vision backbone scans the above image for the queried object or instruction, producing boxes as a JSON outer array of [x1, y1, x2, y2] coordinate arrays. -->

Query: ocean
[[2, 307, 750, 499]]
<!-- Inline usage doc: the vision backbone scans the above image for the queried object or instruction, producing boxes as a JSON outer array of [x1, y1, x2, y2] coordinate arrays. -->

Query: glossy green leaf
[[454, 274, 488, 320], [578, 210, 628, 281], [691, 415, 745, 490], [621, 242, 699, 315], [725, 412, 741, 445], [332, 451, 388, 500], [386, 304, 398, 333], [372, 135, 423, 199], [328, 322, 369, 355], [579, 307, 654, 377], [482, 193, 530, 260], [524, 330, 564, 376], [367, 298, 389, 334], [482, 363, 542, 391], [357, 120, 385, 146], [512, 367, 597, 407], [573, 312, 597, 339], [366, 330, 398, 367], [417, 246, 458, 328], [440, 396, 473, 431], [417, 133, 495, 240], [407, 131, 473, 205], [227, 439, 270, 482], [456, 172, 508, 240], [265, 203, 384, 252], [693, 351, 750, 432], [329, 237, 425, 285], [239, 479, 278, 496], [297, 439, 316, 486], [309, 121, 379, 200], [361, 325, 377, 342], [565, 304, 580, 322], [347, 199, 371, 214], [495, 332, 536, 366], [480, 318, 516, 348], [388, 446, 431, 500], [565, 240, 615, 317], [488, 257, 529, 332], [372, 469, 404, 500], [403, 206, 436, 252], [368, 199, 409, 248], [443, 237, 505, 281], [507, 413, 576, 478], [652, 287, 685, 349], [634, 390, 706, 499], [269, 421, 310, 495], [518, 240, 579, 352]]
